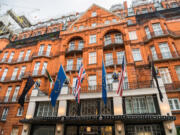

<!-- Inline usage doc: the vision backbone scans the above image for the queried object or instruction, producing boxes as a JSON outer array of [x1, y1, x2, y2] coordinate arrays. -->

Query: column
[[21, 124, 31, 135], [113, 96, 125, 135], [154, 78, 177, 135], [55, 100, 67, 135]]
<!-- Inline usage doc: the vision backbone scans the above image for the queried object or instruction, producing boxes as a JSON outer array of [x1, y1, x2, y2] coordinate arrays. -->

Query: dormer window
[[91, 23, 96, 27], [79, 26, 84, 30], [112, 19, 117, 23], [74, 27, 77, 31], [37, 31, 41, 35], [23, 34, 27, 39], [105, 20, 110, 25], [52, 27, 57, 32], [91, 12, 97, 17]]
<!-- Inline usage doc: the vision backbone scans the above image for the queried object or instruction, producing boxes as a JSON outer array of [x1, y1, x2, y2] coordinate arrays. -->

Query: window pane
[[175, 66, 180, 80], [89, 35, 96, 44], [168, 99, 174, 110], [89, 52, 96, 64], [129, 31, 137, 40], [105, 53, 113, 66], [159, 68, 172, 84], [159, 43, 172, 59], [174, 99, 180, 110], [150, 46, 158, 60], [152, 23, 163, 36], [132, 49, 142, 61]]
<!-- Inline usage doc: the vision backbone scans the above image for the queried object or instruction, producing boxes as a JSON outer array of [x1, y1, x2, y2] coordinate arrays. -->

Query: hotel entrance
[[30, 125, 56, 135], [65, 125, 114, 135]]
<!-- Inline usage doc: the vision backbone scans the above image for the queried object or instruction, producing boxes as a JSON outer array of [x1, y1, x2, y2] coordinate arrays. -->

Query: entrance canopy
[[20, 114, 176, 124]]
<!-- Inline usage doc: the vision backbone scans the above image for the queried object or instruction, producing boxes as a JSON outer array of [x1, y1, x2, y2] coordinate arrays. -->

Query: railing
[[67, 80, 153, 94], [0, 56, 33, 64], [0, 96, 30, 103], [164, 82, 180, 91], [32, 51, 53, 58], [31, 70, 47, 77], [143, 30, 180, 42], [66, 45, 83, 54], [0, 71, 47, 83], [0, 76, 21, 83], [8, 31, 60, 47], [65, 64, 81, 72], [104, 37, 123, 46], [151, 51, 180, 61], [104, 58, 124, 67]]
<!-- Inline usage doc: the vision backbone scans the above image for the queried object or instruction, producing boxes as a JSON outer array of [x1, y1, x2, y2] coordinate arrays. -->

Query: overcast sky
[[0, 0, 132, 23]]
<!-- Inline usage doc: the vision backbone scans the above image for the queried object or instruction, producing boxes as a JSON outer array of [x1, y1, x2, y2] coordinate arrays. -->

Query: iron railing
[[104, 58, 125, 67], [0, 96, 30, 103], [164, 82, 180, 91], [65, 64, 81, 72], [143, 30, 180, 42], [32, 51, 53, 58], [151, 51, 180, 61], [104, 37, 123, 46], [68, 80, 153, 94]]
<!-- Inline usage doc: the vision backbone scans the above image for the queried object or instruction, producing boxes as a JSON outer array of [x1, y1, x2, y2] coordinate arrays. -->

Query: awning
[[20, 115, 176, 124]]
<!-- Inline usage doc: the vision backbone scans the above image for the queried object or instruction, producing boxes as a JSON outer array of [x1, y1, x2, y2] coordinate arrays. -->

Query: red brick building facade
[[0, 0, 180, 135]]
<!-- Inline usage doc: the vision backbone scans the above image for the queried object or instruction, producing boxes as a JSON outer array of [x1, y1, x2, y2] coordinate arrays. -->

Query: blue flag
[[102, 60, 107, 105], [50, 65, 66, 106]]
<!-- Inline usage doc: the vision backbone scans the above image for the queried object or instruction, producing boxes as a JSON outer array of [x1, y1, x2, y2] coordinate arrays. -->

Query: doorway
[[30, 125, 55, 135], [65, 125, 114, 135]]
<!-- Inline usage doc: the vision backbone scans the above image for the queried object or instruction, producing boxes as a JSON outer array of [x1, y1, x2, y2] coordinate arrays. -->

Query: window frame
[[17, 107, 23, 116], [128, 31, 137, 40], [89, 52, 96, 64], [89, 35, 96, 44], [91, 12, 97, 17], [168, 98, 180, 111], [132, 49, 142, 61], [1, 108, 8, 121], [175, 66, 180, 80]]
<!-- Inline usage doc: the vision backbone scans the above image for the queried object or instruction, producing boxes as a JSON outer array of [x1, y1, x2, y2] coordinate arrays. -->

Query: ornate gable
[[68, 4, 121, 31]]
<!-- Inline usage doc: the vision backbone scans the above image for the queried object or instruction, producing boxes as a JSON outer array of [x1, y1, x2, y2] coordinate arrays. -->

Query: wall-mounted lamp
[[57, 125, 61, 133], [24, 126, 28, 133], [86, 126, 91, 132], [117, 124, 122, 134], [167, 123, 172, 133], [1, 129, 4, 135]]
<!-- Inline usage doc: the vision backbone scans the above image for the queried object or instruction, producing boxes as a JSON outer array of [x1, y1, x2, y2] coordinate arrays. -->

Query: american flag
[[117, 56, 126, 96], [73, 63, 86, 103]]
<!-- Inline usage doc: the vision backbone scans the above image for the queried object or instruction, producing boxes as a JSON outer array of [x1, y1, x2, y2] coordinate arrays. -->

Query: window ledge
[[134, 60, 142, 62], [88, 63, 97, 65]]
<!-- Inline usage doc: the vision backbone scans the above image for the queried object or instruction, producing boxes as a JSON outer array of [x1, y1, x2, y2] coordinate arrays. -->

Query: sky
[[0, 0, 132, 24]]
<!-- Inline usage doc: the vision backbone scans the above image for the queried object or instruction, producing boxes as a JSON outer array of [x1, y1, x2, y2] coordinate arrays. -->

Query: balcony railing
[[152, 51, 180, 61], [0, 71, 46, 83], [105, 58, 125, 67], [0, 56, 33, 64], [7, 31, 60, 47], [32, 51, 53, 58], [66, 45, 83, 56], [65, 64, 81, 72], [66, 80, 153, 94], [0, 76, 21, 83], [32, 70, 47, 77], [0, 96, 30, 103], [164, 82, 180, 91], [143, 30, 180, 42], [104, 37, 123, 46]]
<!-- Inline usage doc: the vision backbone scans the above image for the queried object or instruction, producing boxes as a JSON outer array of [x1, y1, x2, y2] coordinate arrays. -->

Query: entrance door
[[66, 125, 113, 135], [79, 126, 99, 135], [31, 125, 55, 135]]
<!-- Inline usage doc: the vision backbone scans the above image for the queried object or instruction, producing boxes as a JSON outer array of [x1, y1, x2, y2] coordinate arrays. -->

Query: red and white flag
[[117, 56, 126, 96], [73, 63, 86, 103]]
